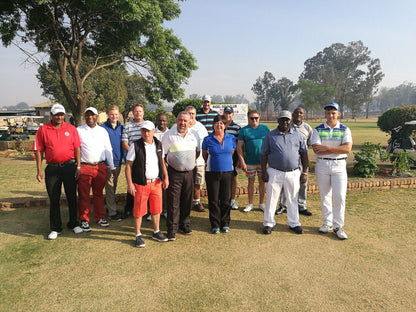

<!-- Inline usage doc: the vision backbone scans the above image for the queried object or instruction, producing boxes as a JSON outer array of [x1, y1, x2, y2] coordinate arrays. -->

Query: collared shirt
[[196, 108, 218, 134], [121, 120, 143, 146], [126, 141, 160, 180], [202, 132, 236, 172], [311, 121, 353, 159], [238, 124, 270, 165], [291, 121, 313, 146], [154, 127, 169, 141], [77, 124, 115, 169], [101, 119, 123, 167], [162, 127, 200, 172], [33, 121, 80, 163], [226, 121, 241, 140], [261, 127, 307, 170]]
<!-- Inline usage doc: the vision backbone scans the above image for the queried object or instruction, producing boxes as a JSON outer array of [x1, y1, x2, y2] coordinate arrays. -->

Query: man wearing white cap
[[34, 103, 83, 239], [196, 95, 218, 134], [125, 121, 169, 247], [77, 107, 115, 232], [261, 111, 308, 235]]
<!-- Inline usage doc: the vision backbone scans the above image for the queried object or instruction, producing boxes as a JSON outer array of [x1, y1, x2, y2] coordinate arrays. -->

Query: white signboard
[[211, 103, 248, 127]]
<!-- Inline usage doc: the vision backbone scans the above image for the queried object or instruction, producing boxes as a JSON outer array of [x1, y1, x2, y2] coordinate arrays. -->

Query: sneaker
[[275, 206, 287, 215], [222, 226, 230, 233], [334, 227, 348, 240], [193, 202, 205, 212], [289, 226, 304, 234], [243, 204, 254, 212], [146, 214, 152, 221], [135, 235, 145, 248], [152, 231, 168, 242], [97, 218, 110, 227], [162, 212, 167, 218], [299, 208, 312, 216], [167, 232, 176, 241], [73, 226, 83, 234], [258, 204, 265, 211], [230, 199, 239, 210], [319, 224, 332, 233], [212, 227, 220, 234], [109, 211, 122, 222], [263, 226, 272, 235], [48, 231, 60, 240], [80, 220, 91, 232], [179, 225, 192, 235]]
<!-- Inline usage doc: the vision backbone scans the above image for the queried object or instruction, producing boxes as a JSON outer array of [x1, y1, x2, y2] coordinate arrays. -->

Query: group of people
[[34, 95, 352, 247]]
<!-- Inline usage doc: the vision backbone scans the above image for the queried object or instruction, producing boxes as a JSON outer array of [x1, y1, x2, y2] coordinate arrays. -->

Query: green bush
[[172, 99, 201, 117], [391, 151, 412, 176], [377, 105, 416, 133], [353, 142, 389, 178], [144, 108, 176, 128]]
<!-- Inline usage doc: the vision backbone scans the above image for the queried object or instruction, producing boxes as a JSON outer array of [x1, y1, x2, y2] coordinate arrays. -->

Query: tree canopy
[[0, 0, 197, 125]]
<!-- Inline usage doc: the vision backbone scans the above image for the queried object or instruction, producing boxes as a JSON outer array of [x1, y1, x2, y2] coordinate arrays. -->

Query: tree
[[372, 83, 416, 114], [270, 77, 296, 111], [172, 99, 201, 117], [0, 0, 197, 125], [300, 41, 383, 117], [251, 71, 276, 120], [297, 79, 336, 118]]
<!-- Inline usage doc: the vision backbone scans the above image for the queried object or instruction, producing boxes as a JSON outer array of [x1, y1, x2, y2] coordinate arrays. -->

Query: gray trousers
[[104, 166, 121, 216], [279, 181, 307, 210]]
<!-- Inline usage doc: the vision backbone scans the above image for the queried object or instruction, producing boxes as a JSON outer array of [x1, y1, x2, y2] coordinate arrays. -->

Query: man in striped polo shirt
[[311, 102, 352, 240], [196, 95, 218, 134]]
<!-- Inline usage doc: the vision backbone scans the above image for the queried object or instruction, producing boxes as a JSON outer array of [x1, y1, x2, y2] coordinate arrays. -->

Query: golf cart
[[386, 120, 416, 165]]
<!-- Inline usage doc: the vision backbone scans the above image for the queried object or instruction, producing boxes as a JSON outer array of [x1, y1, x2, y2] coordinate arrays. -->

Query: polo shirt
[[238, 124, 270, 165], [101, 119, 123, 167], [33, 121, 80, 163], [122, 120, 143, 146], [196, 108, 218, 134], [226, 121, 241, 139], [291, 121, 313, 146], [127, 141, 160, 180], [154, 127, 169, 141], [261, 127, 307, 170], [202, 133, 236, 172], [311, 121, 353, 159], [161, 127, 200, 172]]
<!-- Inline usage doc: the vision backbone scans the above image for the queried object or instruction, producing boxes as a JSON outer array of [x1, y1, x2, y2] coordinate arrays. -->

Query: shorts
[[246, 164, 262, 178], [194, 165, 205, 185], [133, 180, 162, 218]]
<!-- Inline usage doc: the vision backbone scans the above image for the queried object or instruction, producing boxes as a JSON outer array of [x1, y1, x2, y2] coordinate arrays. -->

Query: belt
[[48, 159, 75, 167], [271, 166, 299, 172], [81, 161, 104, 166], [318, 157, 347, 161], [146, 178, 159, 183]]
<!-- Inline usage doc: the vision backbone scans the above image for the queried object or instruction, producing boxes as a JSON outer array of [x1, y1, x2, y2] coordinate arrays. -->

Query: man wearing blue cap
[[311, 102, 352, 240]]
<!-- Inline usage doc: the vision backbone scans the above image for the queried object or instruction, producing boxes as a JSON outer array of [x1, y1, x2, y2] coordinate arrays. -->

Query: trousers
[[104, 166, 121, 216]]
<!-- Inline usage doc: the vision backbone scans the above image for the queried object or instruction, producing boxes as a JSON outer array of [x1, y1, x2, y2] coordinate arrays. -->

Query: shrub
[[172, 99, 201, 117], [353, 142, 389, 178], [391, 151, 412, 176], [377, 105, 416, 133]]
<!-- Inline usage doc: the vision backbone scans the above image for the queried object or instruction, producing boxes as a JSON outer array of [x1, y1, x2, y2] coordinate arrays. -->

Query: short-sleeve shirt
[[122, 120, 143, 146], [196, 108, 218, 134], [311, 121, 353, 159], [202, 133, 236, 172], [291, 121, 313, 146], [126, 141, 160, 180], [33, 121, 80, 163], [261, 127, 307, 170], [238, 124, 270, 165], [162, 127, 200, 172]]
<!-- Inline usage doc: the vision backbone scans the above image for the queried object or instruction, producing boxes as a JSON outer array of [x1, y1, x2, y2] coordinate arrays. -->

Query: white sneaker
[[243, 204, 254, 212], [48, 231, 60, 240], [258, 204, 265, 211], [97, 218, 110, 227], [334, 227, 348, 240], [146, 214, 152, 221], [73, 226, 83, 234], [230, 199, 239, 210], [319, 224, 332, 233]]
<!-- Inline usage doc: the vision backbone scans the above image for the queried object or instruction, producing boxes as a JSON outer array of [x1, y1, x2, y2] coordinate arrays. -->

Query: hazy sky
[[0, 0, 415, 107]]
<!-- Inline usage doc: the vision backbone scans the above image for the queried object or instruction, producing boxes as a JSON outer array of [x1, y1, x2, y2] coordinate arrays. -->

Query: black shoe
[[299, 208, 312, 216], [167, 232, 176, 241], [289, 226, 304, 234], [263, 226, 272, 235], [80, 220, 91, 232], [110, 211, 123, 221], [152, 231, 168, 242], [135, 235, 145, 248], [122, 210, 131, 219], [179, 225, 192, 235], [275, 206, 287, 215]]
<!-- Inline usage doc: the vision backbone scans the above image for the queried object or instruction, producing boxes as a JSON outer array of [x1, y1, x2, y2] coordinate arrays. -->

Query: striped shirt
[[311, 121, 352, 159], [226, 121, 241, 139], [291, 121, 312, 146], [196, 108, 218, 134], [121, 120, 143, 146]]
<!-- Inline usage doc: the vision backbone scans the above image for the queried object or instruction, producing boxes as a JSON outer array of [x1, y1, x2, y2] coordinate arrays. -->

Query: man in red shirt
[[34, 104, 82, 240]]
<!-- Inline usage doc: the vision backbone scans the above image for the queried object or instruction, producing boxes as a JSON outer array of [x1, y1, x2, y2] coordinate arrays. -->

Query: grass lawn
[[1, 188, 415, 311]]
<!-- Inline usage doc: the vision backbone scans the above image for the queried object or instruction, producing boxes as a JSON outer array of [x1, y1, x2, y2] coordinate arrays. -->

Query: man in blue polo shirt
[[101, 105, 124, 221], [261, 111, 308, 235]]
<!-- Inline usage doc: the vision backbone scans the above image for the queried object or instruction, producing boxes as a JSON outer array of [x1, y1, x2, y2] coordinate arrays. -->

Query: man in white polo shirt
[[311, 102, 352, 240], [77, 107, 116, 232]]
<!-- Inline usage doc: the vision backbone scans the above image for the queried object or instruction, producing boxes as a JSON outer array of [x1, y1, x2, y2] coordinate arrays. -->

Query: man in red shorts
[[125, 121, 169, 247]]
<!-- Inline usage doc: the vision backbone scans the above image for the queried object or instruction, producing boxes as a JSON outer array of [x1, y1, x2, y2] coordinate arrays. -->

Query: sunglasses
[[250, 117, 259, 120]]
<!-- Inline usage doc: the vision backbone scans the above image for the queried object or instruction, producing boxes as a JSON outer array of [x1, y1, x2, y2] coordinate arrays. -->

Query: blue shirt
[[101, 119, 124, 167], [261, 127, 307, 170], [202, 133, 236, 172], [238, 124, 270, 165]]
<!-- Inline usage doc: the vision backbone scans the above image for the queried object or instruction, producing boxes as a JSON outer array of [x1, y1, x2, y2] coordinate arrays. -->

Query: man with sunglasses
[[237, 110, 270, 212], [196, 95, 218, 134]]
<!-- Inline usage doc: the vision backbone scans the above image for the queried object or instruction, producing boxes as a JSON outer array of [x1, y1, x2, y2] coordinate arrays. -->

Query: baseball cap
[[202, 95, 211, 102], [85, 107, 98, 115], [324, 102, 340, 111], [223, 106, 233, 114], [278, 110, 292, 119], [50, 104, 65, 115], [141, 120, 155, 131]]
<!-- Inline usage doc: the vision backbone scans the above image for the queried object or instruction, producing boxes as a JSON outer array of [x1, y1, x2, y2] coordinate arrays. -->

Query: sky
[[0, 0, 415, 107]]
